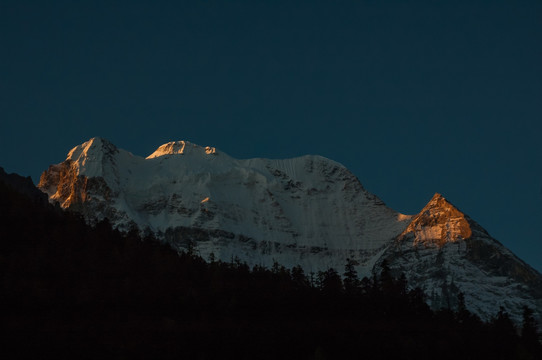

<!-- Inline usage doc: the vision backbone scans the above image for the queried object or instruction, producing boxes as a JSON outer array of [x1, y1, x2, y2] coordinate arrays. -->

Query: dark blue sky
[[1, 1, 541, 271]]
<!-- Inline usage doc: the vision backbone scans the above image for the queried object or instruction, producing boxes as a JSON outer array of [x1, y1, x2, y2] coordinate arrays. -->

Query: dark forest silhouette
[[0, 171, 540, 359]]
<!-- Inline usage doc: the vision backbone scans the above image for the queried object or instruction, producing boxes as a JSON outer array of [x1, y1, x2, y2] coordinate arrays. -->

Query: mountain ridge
[[38, 137, 542, 322], [39, 137, 411, 274]]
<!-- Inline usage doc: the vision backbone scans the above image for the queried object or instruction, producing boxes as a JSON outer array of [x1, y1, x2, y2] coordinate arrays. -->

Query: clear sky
[[1, 1, 541, 271]]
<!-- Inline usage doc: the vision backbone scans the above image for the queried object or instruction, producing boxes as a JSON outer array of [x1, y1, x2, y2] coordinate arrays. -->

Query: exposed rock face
[[38, 138, 124, 224], [399, 193, 472, 247], [38, 137, 542, 323], [146, 140, 216, 158]]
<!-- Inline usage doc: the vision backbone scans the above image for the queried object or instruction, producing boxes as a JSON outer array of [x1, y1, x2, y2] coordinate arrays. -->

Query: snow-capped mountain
[[379, 194, 542, 322], [38, 137, 542, 322], [38, 137, 410, 274]]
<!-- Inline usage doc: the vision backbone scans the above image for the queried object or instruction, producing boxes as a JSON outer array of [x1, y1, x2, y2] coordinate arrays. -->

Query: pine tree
[[492, 307, 516, 338], [397, 273, 408, 296], [291, 265, 309, 289], [490, 307, 518, 359], [456, 292, 469, 322], [360, 276, 373, 295], [343, 258, 360, 295], [319, 268, 343, 295], [272, 259, 280, 274], [521, 306, 542, 355], [379, 260, 394, 295]]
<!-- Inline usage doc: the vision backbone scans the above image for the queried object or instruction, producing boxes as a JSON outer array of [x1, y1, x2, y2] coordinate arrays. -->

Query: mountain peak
[[67, 137, 117, 161], [425, 192, 460, 211], [399, 193, 472, 247], [146, 140, 217, 159]]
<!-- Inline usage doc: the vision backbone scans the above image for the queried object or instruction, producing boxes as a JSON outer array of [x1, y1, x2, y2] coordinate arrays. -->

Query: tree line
[[0, 177, 540, 359]]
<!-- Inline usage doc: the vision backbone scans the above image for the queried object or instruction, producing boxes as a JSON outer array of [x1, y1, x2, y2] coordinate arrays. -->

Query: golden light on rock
[[399, 193, 472, 248]]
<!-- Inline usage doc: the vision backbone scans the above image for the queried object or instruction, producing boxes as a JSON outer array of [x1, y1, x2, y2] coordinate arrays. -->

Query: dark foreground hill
[[0, 168, 540, 359]]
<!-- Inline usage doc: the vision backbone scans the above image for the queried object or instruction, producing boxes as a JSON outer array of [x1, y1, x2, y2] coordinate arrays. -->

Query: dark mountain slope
[[0, 169, 540, 359]]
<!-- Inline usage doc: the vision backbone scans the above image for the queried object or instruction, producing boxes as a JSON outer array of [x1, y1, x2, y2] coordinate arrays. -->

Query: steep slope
[[379, 193, 542, 322], [39, 137, 411, 275]]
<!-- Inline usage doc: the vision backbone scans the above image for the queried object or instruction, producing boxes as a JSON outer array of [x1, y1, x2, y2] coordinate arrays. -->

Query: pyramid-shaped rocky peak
[[399, 193, 472, 247], [38, 137, 123, 208]]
